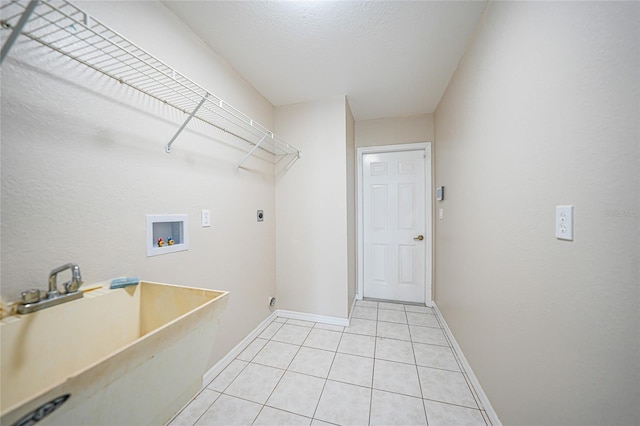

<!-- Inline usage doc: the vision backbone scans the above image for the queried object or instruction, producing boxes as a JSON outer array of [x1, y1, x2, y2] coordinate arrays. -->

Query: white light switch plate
[[439, 208, 444, 220], [555, 205, 573, 240], [201, 209, 211, 227]]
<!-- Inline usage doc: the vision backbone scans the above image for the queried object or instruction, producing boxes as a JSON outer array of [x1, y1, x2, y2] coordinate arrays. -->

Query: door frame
[[356, 142, 433, 306]]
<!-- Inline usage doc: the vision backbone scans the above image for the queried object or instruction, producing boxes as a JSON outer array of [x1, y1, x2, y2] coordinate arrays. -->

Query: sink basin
[[1, 280, 229, 425]]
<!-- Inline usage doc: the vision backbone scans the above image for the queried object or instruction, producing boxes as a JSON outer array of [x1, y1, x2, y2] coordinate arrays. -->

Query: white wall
[[275, 96, 350, 319], [1, 1, 278, 368], [434, 2, 639, 425], [355, 114, 434, 147]]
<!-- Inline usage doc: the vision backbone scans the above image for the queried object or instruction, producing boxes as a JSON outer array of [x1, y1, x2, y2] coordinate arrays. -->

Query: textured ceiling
[[162, 1, 487, 121]]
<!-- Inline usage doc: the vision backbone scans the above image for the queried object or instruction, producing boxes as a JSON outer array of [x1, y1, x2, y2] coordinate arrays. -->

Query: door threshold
[[362, 297, 427, 307]]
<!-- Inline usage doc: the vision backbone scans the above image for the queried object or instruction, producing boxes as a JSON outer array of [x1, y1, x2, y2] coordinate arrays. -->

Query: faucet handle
[[21, 289, 41, 304], [71, 264, 83, 290], [64, 280, 80, 293]]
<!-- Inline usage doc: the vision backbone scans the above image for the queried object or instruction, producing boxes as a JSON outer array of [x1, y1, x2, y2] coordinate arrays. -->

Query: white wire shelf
[[0, 0, 300, 164]]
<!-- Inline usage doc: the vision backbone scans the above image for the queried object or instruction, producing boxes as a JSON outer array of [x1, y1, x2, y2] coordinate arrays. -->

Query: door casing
[[357, 142, 433, 306]]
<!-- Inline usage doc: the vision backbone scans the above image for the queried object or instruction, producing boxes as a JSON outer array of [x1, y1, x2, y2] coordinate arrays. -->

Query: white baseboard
[[276, 309, 349, 327], [202, 311, 278, 387], [349, 295, 358, 319], [433, 303, 502, 426]]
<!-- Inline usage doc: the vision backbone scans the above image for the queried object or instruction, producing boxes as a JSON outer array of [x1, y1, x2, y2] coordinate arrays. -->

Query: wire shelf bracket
[[0, 0, 39, 65], [236, 133, 268, 171], [0, 0, 301, 168], [165, 93, 209, 154]]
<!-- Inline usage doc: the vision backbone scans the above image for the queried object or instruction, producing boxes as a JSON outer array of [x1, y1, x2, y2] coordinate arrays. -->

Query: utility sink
[[1, 280, 229, 425]]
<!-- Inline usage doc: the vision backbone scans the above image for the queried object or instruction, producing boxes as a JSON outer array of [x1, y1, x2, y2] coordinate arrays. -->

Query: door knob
[[414, 235, 424, 241]]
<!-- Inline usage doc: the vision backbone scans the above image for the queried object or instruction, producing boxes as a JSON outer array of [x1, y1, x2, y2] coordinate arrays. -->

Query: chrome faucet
[[48, 263, 83, 297], [17, 263, 84, 314]]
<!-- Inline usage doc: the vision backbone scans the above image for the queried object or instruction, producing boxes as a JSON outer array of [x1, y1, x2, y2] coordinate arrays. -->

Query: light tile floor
[[168, 300, 491, 426]]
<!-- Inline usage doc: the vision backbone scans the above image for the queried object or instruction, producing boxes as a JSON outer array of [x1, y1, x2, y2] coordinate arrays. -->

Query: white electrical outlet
[[439, 208, 444, 220], [555, 205, 573, 240], [201, 209, 211, 227]]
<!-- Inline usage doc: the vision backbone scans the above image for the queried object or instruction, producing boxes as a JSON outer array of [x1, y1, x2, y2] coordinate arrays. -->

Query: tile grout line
[[433, 303, 500, 425], [481, 408, 493, 426], [170, 387, 221, 426], [423, 397, 487, 412], [239, 318, 328, 424], [194, 391, 221, 426], [199, 316, 283, 426], [367, 305, 379, 426], [259, 327, 306, 409], [406, 305, 431, 425], [422, 313, 484, 414], [462, 371, 485, 411], [310, 325, 343, 422], [213, 351, 253, 394], [249, 401, 266, 426], [256, 318, 317, 418], [237, 337, 268, 364], [216, 317, 289, 425], [427, 314, 484, 412]]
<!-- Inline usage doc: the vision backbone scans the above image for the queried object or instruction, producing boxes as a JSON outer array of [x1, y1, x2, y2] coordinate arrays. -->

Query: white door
[[363, 149, 426, 303]]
